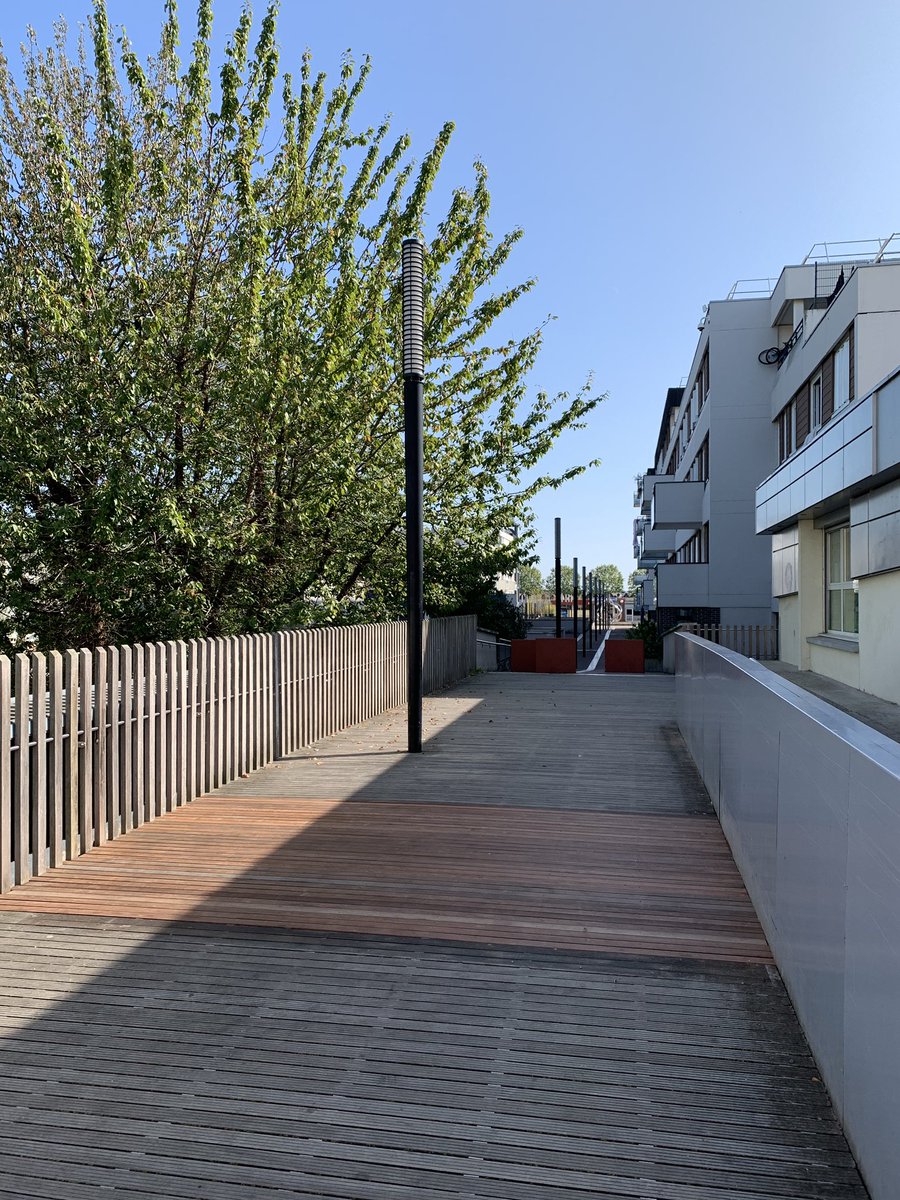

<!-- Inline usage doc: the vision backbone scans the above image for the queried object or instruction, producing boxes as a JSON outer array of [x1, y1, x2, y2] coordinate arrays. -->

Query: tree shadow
[[0, 673, 869, 1199]]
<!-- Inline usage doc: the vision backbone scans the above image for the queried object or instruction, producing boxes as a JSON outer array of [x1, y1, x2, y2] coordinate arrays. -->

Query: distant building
[[494, 527, 521, 605], [631, 569, 655, 615], [634, 292, 776, 633]]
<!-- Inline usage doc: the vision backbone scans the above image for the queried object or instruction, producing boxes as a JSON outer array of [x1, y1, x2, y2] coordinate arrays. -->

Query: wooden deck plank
[[0, 673, 870, 1197], [0, 674, 769, 963], [0, 918, 868, 1199], [0, 798, 770, 960]]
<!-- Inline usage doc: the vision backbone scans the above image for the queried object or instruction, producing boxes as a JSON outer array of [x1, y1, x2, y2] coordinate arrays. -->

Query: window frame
[[833, 335, 851, 411], [811, 372, 823, 432], [825, 524, 858, 637]]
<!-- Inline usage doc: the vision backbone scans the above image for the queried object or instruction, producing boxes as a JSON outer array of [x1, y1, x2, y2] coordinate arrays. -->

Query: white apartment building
[[634, 295, 776, 632], [755, 237, 900, 703]]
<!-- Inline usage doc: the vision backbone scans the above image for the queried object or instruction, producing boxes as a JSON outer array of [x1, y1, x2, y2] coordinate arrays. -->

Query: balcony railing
[[651, 480, 705, 530]]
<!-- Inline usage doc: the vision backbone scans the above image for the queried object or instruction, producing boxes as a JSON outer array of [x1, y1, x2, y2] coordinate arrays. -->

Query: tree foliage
[[541, 563, 622, 595], [0, 1, 603, 650], [516, 563, 543, 597], [592, 564, 624, 594], [543, 565, 574, 594]]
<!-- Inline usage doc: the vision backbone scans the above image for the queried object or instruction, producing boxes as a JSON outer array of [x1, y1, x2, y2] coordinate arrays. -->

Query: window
[[826, 526, 858, 636], [778, 402, 795, 463], [688, 436, 709, 482], [811, 373, 823, 431], [698, 349, 709, 410], [833, 335, 850, 410]]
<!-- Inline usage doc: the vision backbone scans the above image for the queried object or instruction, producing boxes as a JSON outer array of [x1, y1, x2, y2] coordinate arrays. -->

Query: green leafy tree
[[543, 564, 622, 595], [0, 1, 603, 650], [626, 617, 663, 658], [543, 565, 575, 594], [517, 563, 543, 597], [592, 564, 624, 594]]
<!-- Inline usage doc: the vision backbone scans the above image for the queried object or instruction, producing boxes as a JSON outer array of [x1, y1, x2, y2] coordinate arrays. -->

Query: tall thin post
[[582, 567, 588, 650], [589, 571, 595, 649], [402, 238, 425, 753], [572, 557, 578, 647], [554, 518, 562, 639]]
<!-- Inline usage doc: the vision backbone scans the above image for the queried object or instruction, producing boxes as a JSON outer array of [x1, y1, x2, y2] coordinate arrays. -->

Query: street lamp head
[[401, 237, 425, 379]]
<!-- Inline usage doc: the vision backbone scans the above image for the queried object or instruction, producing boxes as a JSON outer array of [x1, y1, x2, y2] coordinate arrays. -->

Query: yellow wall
[[777, 595, 800, 667], [780, 521, 900, 704], [809, 644, 861, 689], [858, 569, 900, 704]]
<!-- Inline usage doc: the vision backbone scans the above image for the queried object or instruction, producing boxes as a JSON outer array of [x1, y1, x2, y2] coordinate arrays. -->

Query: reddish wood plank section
[[0, 793, 771, 962]]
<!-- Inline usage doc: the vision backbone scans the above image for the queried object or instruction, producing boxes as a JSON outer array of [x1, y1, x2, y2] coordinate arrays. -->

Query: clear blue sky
[[11, 0, 900, 585]]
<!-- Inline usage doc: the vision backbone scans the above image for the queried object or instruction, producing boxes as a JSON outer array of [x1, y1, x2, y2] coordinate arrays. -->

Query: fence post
[[0, 616, 477, 892], [31, 652, 47, 875], [13, 654, 31, 884], [0, 656, 11, 893], [133, 644, 145, 827], [92, 647, 108, 845], [48, 651, 64, 868], [64, 650, 79, 858], [106, 645, 120, 839]]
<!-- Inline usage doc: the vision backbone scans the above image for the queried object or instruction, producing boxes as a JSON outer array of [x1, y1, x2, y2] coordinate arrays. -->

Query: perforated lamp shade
[[401, 238, 425, 379]]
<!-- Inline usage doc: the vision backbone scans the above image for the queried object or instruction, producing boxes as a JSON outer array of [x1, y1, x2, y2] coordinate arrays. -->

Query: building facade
[[634, 296, 776, 632], [755, 239, 900, 703]]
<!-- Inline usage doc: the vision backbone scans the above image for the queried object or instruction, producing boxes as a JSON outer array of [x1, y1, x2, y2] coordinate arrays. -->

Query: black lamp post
[[554, 518, 562, 639], [572, 557, 579, 646], [402, 238, 425, 753], [585, 566, 592, 652]]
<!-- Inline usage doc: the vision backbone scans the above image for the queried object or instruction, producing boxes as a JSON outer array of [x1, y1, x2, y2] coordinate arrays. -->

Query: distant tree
[[592, 564, 624, 594], [543, 565, 575, 594], [626, 570, 640, 592], [517, 563, 543, 597], [0, 0, 604, 650]]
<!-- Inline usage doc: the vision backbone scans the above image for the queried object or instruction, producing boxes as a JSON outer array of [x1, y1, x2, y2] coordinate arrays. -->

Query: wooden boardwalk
[[0, 672, 869, 1198]]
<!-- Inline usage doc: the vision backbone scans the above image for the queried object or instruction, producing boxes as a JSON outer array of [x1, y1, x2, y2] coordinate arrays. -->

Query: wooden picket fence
[[687, 623, 778, 660], [0, 616, 476, 893]]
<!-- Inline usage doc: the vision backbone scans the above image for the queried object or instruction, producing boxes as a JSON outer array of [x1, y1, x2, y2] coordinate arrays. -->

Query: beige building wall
[[858, 569, 900, 705], [777, 595, 800, 667], [777, 522, 900, 702], [808, 642, 861, 689], [796, 519, 822, 673]]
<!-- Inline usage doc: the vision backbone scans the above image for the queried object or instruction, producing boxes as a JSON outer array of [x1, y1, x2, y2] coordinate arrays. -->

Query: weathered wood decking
[[0, 672, 869, 1198]]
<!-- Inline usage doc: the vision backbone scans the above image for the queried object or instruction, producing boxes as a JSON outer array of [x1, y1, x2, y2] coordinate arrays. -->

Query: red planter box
[[605, 639, 645, 673], [534, 638, 577, 674], [510, 639, 537, 672], [510, 638, 577, 673]]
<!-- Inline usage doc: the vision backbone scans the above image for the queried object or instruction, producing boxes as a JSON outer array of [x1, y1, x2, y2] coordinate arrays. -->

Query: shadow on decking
[[0, 673, 871, 1199]]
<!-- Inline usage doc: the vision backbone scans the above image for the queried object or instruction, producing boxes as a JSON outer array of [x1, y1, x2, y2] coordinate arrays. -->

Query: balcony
[[755, 383, 897, 533], [638, 525, 672, 566], [656, 562, 709, 606], [651, 480, 705, 530], [634, 471, 655, 517]]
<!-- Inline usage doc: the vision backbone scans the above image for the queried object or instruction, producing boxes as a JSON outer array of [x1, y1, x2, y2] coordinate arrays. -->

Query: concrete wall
[[705, 301, 775, 619], [675, 632, 900, 1200]]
